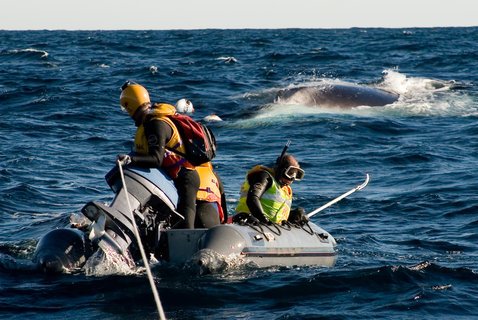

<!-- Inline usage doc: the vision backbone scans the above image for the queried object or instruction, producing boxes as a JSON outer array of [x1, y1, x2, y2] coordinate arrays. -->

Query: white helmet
[[175, 98, 194, 113]]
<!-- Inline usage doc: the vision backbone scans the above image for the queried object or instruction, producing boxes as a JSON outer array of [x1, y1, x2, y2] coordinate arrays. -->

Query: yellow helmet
[[120, 81, 150, 118]]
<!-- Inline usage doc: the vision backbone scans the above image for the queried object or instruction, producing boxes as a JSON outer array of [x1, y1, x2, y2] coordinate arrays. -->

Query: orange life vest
[[196, 162, 224, 223]]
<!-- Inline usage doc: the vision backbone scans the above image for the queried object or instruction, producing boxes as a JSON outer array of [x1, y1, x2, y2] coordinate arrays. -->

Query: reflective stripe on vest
[[196, 162, 224, 222], [235, 166, 292, 224], [196, 162, 221, 203]]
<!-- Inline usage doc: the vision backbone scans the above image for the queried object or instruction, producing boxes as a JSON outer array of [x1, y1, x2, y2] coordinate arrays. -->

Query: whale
[[275, 83, 399, 109]]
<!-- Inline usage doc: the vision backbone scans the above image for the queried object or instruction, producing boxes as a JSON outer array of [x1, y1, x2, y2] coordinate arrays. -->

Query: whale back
[[276, 84, 399, 108]]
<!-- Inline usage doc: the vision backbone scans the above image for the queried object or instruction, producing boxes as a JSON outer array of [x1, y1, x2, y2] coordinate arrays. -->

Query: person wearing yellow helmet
[[119, 81, 151, 122], [117, 81, 200, 229]]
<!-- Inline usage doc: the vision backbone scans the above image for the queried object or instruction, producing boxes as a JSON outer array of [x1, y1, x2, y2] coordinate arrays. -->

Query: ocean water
[[1, 28, 478, 319]]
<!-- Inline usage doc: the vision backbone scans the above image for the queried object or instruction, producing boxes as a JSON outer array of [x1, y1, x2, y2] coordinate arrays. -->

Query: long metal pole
[[307, 174, 370, 218]]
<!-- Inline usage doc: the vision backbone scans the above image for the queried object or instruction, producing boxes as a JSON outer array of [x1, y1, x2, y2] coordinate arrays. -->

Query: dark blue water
[[1, 28, 478, 319]]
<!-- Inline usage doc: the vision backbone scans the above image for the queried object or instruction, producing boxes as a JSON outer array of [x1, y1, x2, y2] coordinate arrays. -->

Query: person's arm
[[246, 170, 273, 223], [130, 119, 172, 168]]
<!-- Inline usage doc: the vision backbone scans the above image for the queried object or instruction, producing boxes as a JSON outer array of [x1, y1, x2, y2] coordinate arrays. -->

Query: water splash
[[190, 249, 254, 274], [84, 244, 135, 276]]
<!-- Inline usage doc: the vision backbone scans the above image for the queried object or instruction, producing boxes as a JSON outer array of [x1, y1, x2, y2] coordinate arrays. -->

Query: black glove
[[232, 212, 249, 224], [288, 206, 309, 225], [251, 211, 271, 224], [232, 212, 261, 225], [117, 154, 131, 166]]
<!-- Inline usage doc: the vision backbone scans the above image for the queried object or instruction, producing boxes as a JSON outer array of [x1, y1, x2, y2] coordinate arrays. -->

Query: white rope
[[117, 161, 167, 320]]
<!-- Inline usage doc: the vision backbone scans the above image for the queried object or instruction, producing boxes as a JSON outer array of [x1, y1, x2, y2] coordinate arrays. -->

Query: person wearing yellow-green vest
[[235, 153, 308, 225]]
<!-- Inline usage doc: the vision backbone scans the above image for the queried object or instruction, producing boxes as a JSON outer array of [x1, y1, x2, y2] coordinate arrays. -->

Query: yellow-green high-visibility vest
[[235, 166, 292, 224]]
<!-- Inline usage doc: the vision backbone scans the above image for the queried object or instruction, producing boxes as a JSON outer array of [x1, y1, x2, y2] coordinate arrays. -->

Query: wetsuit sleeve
[[130, 119, 173, 168], [246, 170, 273, 223]]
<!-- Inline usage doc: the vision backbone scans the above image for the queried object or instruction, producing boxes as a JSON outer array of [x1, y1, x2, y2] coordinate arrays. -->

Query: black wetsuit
[[129, 119, 200, 229], [245, 169, 275, 223]]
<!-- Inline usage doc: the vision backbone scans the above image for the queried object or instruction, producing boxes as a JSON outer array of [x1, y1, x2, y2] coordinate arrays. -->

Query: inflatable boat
[[33, 164, 338, 273]]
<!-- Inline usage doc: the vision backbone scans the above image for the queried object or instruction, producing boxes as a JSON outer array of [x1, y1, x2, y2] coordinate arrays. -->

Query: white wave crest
[[217, 56, 237, 64], [372, 69, 478, 117], [5, 48, 49, 58], [378, 69, 454, 96], [149, 65, 158, 74]]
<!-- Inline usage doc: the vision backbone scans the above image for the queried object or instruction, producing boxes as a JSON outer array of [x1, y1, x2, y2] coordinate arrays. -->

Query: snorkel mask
[[283, 165, 305, 181], [275, 140, 305, 182]]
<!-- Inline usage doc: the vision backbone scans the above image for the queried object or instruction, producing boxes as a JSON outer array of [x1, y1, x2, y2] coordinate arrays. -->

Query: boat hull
[[167, 222, 338, 268]]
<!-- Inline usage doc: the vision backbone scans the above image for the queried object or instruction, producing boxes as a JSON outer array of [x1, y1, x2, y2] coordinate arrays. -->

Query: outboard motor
[[81, 165, 182, 261], [33, 165, 183, 273]]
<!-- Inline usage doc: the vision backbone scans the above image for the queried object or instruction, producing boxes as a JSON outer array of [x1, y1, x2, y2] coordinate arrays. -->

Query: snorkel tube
[[277, 140, 291, 165], [274, 140, 291, 181]]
